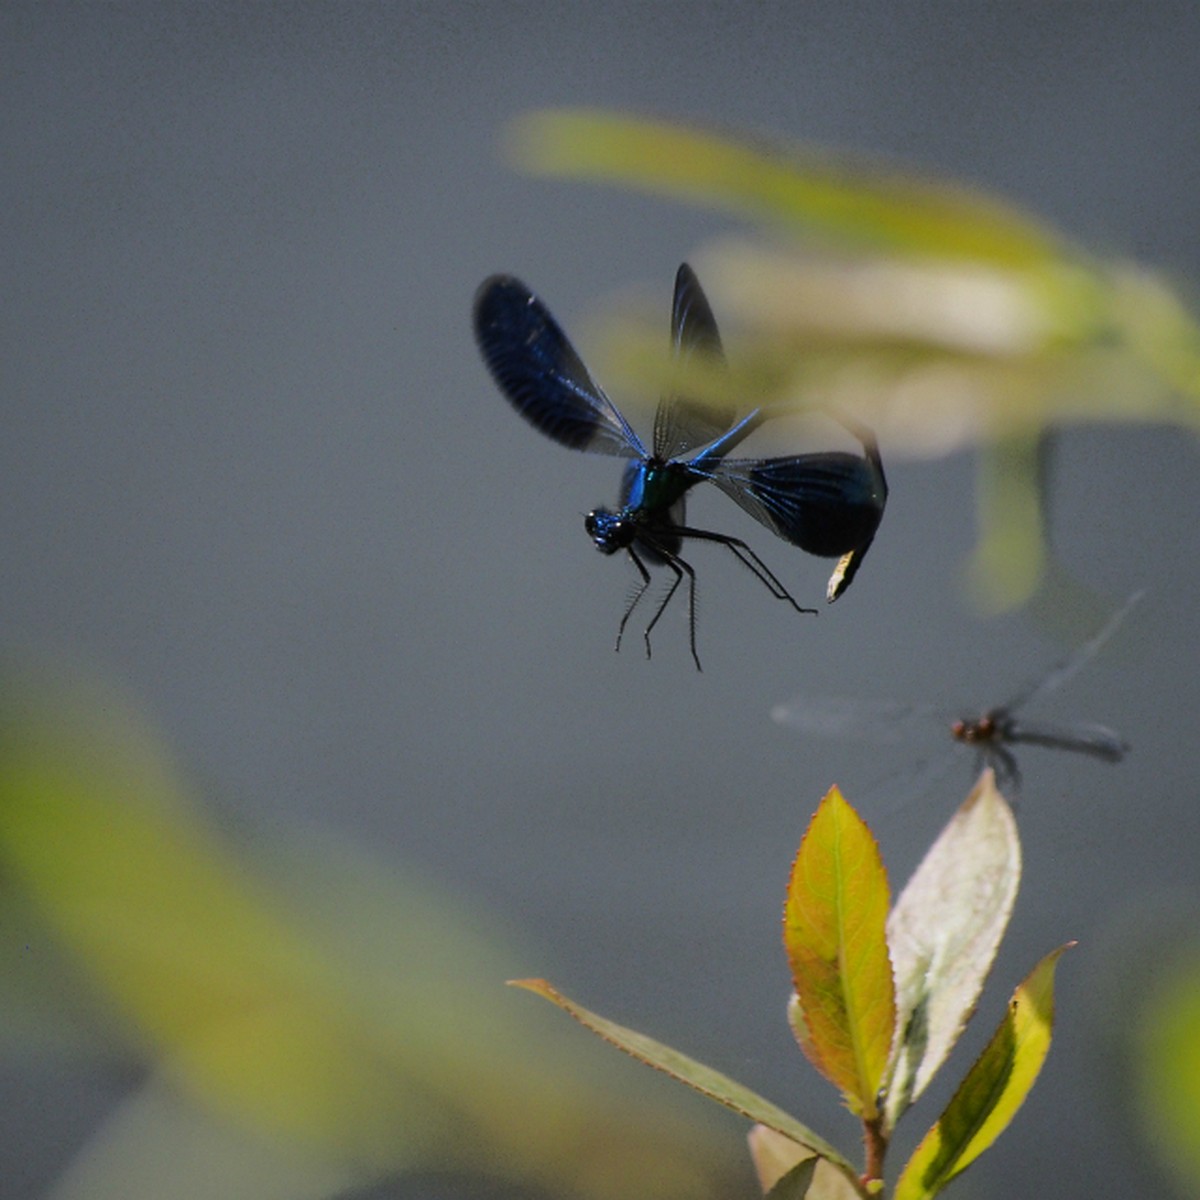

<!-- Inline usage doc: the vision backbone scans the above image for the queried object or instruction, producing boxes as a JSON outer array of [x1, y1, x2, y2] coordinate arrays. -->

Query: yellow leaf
[[894, 944, 1072, 1200], [783, 788, 895, 1117]]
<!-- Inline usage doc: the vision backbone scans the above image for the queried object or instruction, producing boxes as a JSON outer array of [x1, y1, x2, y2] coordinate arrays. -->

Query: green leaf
[[783, 787, 895, 1117], [882, 769, 1021, 1130], [893, 944, 1072, 1200], [509, 978, 856, 1177], [509, 109, 1065, 268]]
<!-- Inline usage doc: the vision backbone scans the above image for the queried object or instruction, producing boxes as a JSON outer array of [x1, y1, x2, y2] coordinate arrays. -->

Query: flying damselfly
[[473, 264, 888, 669], [772, 590, 1142, 795]]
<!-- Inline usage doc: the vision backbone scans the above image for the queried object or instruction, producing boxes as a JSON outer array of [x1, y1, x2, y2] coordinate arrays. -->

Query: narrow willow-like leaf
[[783, 787, 895, 1117], [510, 979, 856, 1176], [509, 110, 1065, 268], [748, 1126, 863, 1200], [894, 944, 1072, 1200], [882, 769, 1021, 1130]]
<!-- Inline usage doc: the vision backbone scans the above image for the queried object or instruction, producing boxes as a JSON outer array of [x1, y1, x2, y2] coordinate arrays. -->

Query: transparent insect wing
[[771, 696, 945, 745], [1002, 718, 1129, 762], [1000, 589, 1145, 714], [652, 263, 737, 461], [473, 275, 647, 459]]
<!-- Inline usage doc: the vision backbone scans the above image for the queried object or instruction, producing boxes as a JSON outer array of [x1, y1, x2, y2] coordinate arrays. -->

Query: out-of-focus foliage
[[507, 109, 1200, 609], [1131, 945, 1200, 1194], [517, 772, 1063, 1199], [0, 658, 744, 1200]]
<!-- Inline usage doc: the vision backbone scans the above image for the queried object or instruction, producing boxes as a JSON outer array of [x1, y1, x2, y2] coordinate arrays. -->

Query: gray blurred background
[[4, 4, 1199, 1198]]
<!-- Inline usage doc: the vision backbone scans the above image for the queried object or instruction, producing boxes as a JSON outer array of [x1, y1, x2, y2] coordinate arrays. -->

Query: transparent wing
[[1003, 718, 1129, 762], [771, 696, 946, 745], [652, 263, 737, 460], [708, 451, 887, 557], [1003, 589, 1145, 713], [473, 275, 647, 458]]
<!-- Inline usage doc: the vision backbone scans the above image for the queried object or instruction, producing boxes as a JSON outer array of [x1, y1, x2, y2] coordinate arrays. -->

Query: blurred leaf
[[509, 110, 1065, 267], [882, 770, 1021, 1130], [0, 885, 130, 1062], [0, 662, 742, 1200], [505, 108, 1200, 609], [783, 787, 895, 1117], [748, 1126, 862, 1200], [893, 944, 1071, 1200], [965, 434, 1048, 612], [510, 977, 856, 1178], [1132, 952, 1200, 1192], [45, 1077, 361, 1200]]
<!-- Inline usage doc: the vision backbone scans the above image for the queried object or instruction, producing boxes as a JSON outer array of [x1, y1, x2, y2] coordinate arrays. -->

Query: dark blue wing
[[708, 451, 887, 558], [652, 264, 737, 461], [473, 275, 647, 458]]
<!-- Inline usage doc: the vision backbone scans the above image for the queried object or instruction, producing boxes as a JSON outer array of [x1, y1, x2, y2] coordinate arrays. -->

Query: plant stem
[[861, 1113, 888, 1194]]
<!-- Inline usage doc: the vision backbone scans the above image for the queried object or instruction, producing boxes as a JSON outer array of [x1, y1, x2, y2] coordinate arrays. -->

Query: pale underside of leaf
[[749, 1125, 864, 1200], [510, 978, 856, 1177], [763, 1156, 817, 1200], [893, 944, 1071, 1200], [883, 769, 1021, 1130]]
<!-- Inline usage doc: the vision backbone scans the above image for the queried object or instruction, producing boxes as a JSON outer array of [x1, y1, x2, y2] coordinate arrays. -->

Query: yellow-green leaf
[[510, 978, 856, 1178], [783, 788, 895, 1117], [508, 110, 1065, 268], [1132, 951, 1200, 1191], [894, 944, 1072, 1200]]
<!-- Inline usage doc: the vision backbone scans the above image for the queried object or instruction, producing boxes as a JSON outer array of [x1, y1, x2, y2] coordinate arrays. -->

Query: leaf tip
[[507, 977, 555, 997]]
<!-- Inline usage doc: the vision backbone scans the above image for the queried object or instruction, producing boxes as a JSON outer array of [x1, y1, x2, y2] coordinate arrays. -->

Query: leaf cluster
[[506, 109, 1200, 610], [514, 771, 1069, 1199]]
